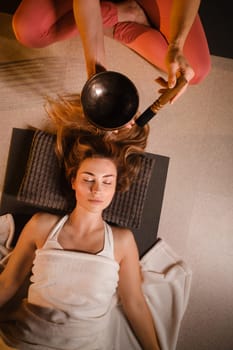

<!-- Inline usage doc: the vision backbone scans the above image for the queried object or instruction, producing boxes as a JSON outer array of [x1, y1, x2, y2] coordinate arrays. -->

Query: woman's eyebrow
[[81, 171, 94, 175], [81, 172, 115, 178], [103, 174, 116, 178]]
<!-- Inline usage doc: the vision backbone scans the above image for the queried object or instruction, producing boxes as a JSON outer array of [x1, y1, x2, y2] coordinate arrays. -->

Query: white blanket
[[0, 240, 192, 350]]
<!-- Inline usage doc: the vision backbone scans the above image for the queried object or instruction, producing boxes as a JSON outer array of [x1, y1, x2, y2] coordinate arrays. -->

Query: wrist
[[168, 39, 184, 51]]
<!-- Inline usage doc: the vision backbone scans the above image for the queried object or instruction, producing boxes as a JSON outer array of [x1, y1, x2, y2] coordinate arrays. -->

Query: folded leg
[[113, 0, 211, 84], [12, 0, 77, 48], [12, 0, 121, 48], [12, 0, 210, 83]]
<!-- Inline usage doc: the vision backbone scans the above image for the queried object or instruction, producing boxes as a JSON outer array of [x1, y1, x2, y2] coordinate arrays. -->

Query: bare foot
[[116, 0, 150, 26]]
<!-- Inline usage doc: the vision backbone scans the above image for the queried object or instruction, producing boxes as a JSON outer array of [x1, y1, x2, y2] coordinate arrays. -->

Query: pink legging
[[12, 0, 211, 84]]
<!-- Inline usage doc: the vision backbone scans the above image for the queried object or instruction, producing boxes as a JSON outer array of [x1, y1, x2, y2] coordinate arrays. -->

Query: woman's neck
[[68, 206, 104, 235], [58, 207, 105, 253]]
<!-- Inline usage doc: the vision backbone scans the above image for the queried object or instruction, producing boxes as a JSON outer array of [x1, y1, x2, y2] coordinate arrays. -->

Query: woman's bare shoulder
[[110, 225, 138, 261], [21, 212, 62, 247], [30, 212, 61, 224], [111, 225, 133, 240]]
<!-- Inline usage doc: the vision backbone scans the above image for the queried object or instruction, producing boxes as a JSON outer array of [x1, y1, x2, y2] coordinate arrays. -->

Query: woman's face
[[72, 157, 117, 213]]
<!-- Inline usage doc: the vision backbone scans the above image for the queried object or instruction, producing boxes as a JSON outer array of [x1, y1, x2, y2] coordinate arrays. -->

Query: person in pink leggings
[[12, 0, 211, 102]]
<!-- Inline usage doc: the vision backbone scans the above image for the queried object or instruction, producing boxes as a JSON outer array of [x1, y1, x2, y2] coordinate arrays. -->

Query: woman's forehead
[[78, 157, 117, 175]]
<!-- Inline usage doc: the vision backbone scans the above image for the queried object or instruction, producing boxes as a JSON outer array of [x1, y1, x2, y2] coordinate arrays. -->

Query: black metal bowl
[[81, 71, 139, 130]]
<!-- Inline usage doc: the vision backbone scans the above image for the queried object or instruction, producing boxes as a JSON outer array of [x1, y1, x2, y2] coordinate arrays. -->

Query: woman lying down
[[0, 98, 191, 350]]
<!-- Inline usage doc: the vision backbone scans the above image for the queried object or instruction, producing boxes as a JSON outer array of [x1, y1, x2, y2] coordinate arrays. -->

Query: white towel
[[0, 239, 192, 350]]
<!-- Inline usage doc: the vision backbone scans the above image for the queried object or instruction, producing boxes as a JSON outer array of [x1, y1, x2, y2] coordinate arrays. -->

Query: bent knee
[[12, 13, 47, 48], [190, 56, 211, 84]]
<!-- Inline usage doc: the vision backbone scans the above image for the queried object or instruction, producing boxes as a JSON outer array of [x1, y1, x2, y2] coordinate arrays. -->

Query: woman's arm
[[0, 213, 57, 307], [169, 0, 201, 51], [73, 0, 106, 78], [165, 0, 201, 95], [0, 218, 37, 306], [115, 229, 160, 350]]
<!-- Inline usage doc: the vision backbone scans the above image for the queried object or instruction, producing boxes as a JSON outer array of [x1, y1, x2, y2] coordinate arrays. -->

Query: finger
[[155, 76, 168, 87], [170, 84, 188, 104], [168, 63, 179, 88], [157, 88, 169, 94], [184, 68, 195, 83]]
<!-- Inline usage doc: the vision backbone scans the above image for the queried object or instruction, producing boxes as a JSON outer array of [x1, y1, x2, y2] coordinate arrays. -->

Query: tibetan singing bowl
[[81, 71, 139, 130], [81, 71, 187, 130]]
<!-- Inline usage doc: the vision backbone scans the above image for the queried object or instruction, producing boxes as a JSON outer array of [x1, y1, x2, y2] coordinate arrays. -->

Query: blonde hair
[[45, 93, 150, 191]]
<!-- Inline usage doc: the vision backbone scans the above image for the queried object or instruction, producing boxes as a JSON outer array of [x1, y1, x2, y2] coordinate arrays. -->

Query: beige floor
[[1, 12, 233, 350]]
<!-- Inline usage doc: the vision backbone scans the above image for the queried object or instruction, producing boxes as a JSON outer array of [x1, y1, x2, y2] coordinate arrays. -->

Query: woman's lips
[[88, 199, 103, 204]]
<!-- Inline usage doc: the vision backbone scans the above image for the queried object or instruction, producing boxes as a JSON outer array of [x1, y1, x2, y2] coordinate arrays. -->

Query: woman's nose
[[91, 182, 101, 193]]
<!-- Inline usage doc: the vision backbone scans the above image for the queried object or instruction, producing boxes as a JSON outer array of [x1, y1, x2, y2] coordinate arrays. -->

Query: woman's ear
[[71, 176, 76, 190], [70, 168, 79, 190]]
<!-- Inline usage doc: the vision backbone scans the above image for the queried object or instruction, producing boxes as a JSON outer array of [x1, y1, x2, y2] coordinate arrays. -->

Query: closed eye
[[83, 178, 94, 183]]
